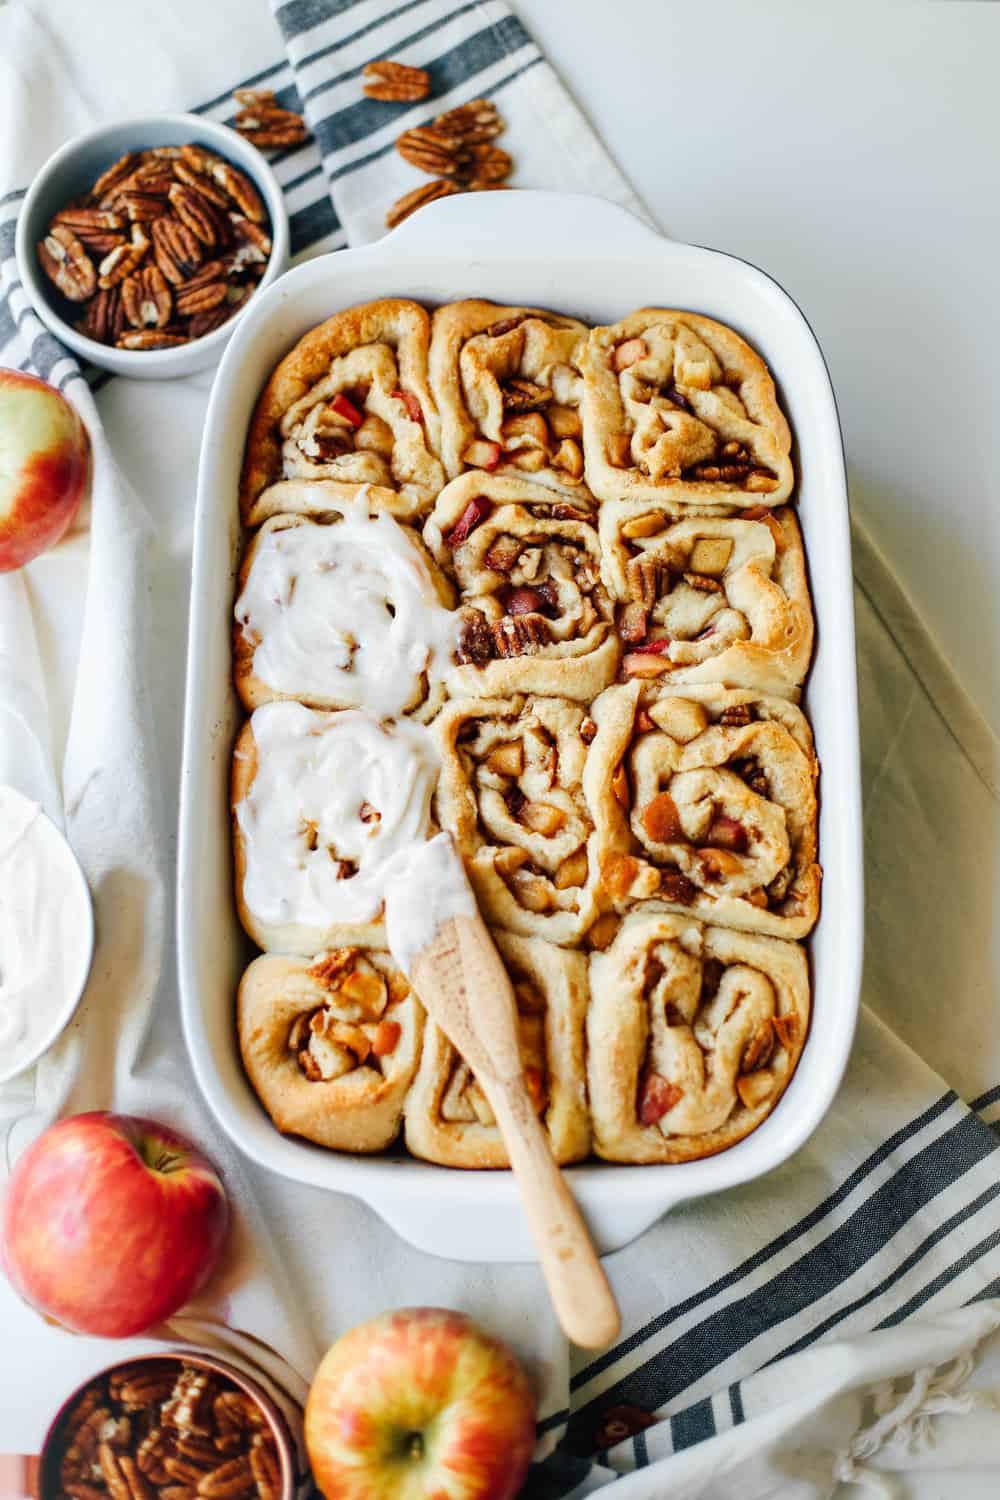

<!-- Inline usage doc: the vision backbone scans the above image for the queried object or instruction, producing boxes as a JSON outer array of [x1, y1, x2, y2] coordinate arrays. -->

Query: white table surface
[[4, 3, 999, 1494]]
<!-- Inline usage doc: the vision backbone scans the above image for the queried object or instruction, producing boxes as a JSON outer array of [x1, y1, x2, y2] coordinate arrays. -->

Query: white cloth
[[1, 3, 999, 1497]]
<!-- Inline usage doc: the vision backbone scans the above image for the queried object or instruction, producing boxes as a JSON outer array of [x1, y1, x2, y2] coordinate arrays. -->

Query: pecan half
[[117, 191, 169, 223], [232, 91, 308, 149], [100, 1445, 154, 1500], [78, 285, 125, 344], [501, 378, 550, 411], [98, 224, 150, 290], [458, 143, 511, 183], [37, 224, 97, 301], [395, 125, 469, 177], [52, 208, 123, 234], [135, 1430, 175, 1485], [682, 571, 723, 593], [362, 59, 430, 101], [116, 329, 189, 351], [385, 177, 462, 228], [719, 704, 752, 726], [151, 215, 203, 284], [175, 279, 227, 317], [93, 151, 142, 203], [122, 265, 172, 328], [197, 1456, 253, 1498], [168, 184, 228, 248], [433, 97, 504, 142], [491, 614, 550, 658], [249, 1439, 280, 1500]]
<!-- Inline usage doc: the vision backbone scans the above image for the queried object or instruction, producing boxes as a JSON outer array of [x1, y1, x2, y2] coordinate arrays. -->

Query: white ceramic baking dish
[[178, 191, 862, 1262]]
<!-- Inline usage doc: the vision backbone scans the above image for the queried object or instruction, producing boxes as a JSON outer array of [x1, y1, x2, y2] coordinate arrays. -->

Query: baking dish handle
[[382, 188, 668, 258]]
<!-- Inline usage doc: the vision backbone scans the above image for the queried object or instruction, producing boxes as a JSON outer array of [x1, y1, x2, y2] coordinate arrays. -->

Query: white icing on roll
[[235, 509, 461, 718], [237, 701, 439, 930], [384, 831, 476, 976]]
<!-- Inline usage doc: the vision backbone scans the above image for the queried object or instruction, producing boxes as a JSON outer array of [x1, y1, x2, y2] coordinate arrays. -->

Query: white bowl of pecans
[[16, 113, 290, 379], [38, 1350, 297, 1500]]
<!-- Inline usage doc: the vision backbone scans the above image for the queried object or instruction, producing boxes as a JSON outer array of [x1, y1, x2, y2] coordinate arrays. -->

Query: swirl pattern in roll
[[404, 930, 590, 1167], [588, 913, 808, 1161], [423, 471, 619, 701], [580, 310, 793, 509], [429, 300, 591, 497], [601, 505, 812, 694], [433, 694, 602, 945], [238, 949, 423, 1152], [585, 683, 820, 937], [233, 503, 459, 720], [240, 298, 445, 523], [232, 701, 438, 952]]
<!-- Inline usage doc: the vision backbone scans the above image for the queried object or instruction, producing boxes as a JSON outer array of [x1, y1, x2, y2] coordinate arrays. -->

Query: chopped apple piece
[[586, 913, 620, 950], [707, 815, 748, 852], [461, 439, 502, 470], [329, 393, 364, 428], [736, 1071, 776, 1110], [391, 387, 422, 422], [445, 494, 493, 544], [638, 1071, 683, 1124], [611, 763, 630, 809], [553, 847, 589, 890], [647, 697, 709, 742], [486, 741, 525, 776], [621, 511, 664, 540], [547, 405, 582, 438], [551, 438, 583, 478], [520, 801, 567, 836], [606, 432, 633, 468], [370, 1019, 402, 1057], [689, 537, 733, 575]]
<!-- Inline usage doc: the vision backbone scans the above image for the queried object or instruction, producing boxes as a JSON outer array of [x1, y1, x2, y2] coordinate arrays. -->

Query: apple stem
[[407, 1433, 424, 1460]]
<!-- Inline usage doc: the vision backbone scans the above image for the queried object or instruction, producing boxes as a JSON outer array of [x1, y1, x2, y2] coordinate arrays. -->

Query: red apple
[[306, 1308, 536, 1500], [0, 368, 91, 572], [0, 1111, 229, 1337]]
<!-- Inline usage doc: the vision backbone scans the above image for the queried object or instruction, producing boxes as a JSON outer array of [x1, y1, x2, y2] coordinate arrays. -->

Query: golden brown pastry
[[404, 930, 590, 1167], [587, 913, 809, 1162], [238, 949, 423, 1152], [584, 682, 820, 938], [233, 506, 458, 719], [603, 506, 812, 694], [231, 702, 438, 953], [240, 298, 445, 524], [580, 310, 793, 509], [433, 695, 603, 946], [428, 300, 590, 496], [423, 471, 619, 701]]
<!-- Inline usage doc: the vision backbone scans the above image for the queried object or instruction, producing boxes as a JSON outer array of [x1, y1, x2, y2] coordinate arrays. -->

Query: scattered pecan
[[491, 613, 550, 658], [197, 1456, 253, 1499], [79, 285, 126, 344], [232, 89, 309, 150], [52, 207, 123, 234], [458, 143, 512, 183], [434, 97, 504, 142], [98, 224, 150, 289], [151, 215, 203, 284], [37, 224, 97, 301], [363, 59, 430, 101], [719, 703, 752, 726], [683, 571, 724, 593], [660, 869, 698, 905], [385, 177, 462, 228], [117, 191, 170, 223], [172, 160, 233, 210], [116, 330, 189, 350], [396, 124, 470, 177], [456, 610, 495, 666], [100, 1445, 154, 1500], [175, 279, 228, 317], [168, 184, 228, 248], [92, 151, 142, 203]]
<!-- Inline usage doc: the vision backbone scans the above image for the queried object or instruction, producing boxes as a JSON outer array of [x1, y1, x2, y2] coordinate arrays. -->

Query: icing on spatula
[[385, 832, 621, 1349]]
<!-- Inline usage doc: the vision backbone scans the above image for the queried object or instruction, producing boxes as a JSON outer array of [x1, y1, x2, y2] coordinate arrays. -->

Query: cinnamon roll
[[232, 702, 438, 952], [423, 472, 619, 701], [585, 682, 820, 938], [433, 695, 603, 945], [238, 949, 423, 1153], [429, 300, 590, 497], [603, 506, 813, 694], [588, 913, 809, 1162], [240, 298, 444, 524], [404, 930, 590, 1167], [233, 506, 459, 720], [580, 310, 793, 509]]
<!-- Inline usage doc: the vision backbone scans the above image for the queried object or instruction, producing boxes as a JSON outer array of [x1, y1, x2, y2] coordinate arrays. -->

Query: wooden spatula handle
[[490, 1083, 620, 1350]]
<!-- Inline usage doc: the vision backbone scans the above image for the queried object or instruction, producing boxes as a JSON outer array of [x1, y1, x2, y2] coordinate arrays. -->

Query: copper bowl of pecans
[[37, 1350, 297, 1500], [15, 114, 289, 379]]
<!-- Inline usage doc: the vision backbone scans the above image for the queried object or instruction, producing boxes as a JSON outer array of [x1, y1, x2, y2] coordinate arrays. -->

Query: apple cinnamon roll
[[240, 298, 444, 524], [433, 695, 602, 946], [585, 683, 820, 938], [232, 702, 438, 952], [588, 913, 809, 1162], [404, 931, 590, 1167], [238, 949, 423, 1153], [603, 506, 813, 695], [580, 310, 793, 509], [429, 300, 590, 496], [233, 505, 459, 720], [423, 472, 619, 701]]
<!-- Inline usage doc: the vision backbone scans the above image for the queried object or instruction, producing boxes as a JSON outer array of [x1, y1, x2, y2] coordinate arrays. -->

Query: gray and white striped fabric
[[3, 2, 999, 1495]]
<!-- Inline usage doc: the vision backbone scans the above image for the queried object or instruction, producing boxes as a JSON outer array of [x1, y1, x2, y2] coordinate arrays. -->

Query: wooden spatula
[[385, 834, 621, 1350]]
